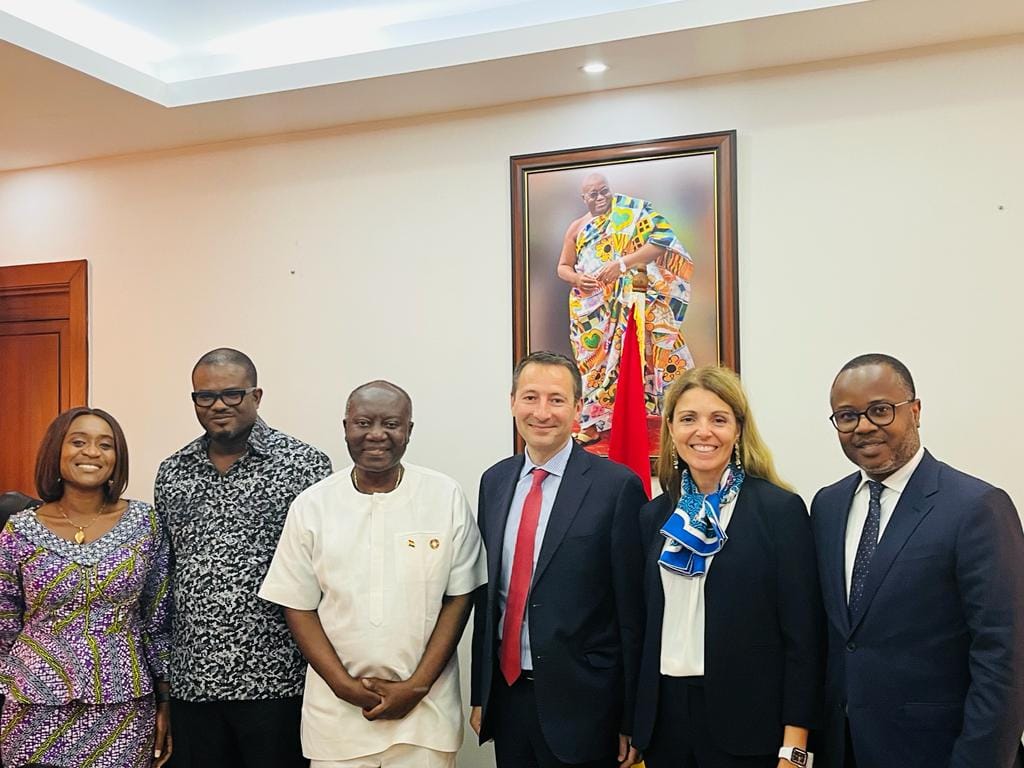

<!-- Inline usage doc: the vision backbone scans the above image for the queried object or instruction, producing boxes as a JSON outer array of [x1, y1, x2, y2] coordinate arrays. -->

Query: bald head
[[581, 172, 609, 193], [345, 380, 412, 418]]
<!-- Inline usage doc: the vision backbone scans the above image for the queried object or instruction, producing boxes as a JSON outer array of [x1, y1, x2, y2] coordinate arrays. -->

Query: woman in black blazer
[[633, 366, 824, 768]]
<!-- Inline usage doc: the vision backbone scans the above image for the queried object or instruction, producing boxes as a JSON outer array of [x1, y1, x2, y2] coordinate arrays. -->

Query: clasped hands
[[575, 262, 622, 293], [338, 676, 429, 721]]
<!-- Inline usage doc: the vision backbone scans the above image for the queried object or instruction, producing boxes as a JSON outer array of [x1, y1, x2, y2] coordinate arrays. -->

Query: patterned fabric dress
[[569, 193, 696, 434], [0, 499, 171, 767]]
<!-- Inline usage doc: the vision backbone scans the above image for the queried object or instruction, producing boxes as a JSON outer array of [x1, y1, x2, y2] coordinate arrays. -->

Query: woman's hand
[[153, 701, 172, 767]]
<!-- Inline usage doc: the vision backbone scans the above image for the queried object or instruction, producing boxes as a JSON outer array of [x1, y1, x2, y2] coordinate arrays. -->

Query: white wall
[[2, 37, 1022, 765]]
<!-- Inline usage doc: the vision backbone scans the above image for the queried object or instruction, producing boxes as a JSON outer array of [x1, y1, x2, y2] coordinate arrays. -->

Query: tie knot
[[531, 468, 549, 486], [868, 480, 884, 500]]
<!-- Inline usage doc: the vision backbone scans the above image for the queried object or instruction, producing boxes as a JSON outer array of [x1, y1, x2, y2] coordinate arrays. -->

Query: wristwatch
[[778, 746, 812, 767]]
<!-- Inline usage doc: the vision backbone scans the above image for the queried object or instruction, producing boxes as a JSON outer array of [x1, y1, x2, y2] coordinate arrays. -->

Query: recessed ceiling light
[[581, 62, 609, 74]]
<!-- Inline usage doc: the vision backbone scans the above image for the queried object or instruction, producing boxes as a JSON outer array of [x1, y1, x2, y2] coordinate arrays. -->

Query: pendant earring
[[733, 442, 743, 469], [673, 454, 680, 470]]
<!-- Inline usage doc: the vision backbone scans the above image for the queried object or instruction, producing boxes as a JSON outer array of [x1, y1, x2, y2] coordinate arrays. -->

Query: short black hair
[[192, 348, 258, 387], [345, 380, 413, 417], [512, 351, 582, 401], [835, 353, 916, 398]]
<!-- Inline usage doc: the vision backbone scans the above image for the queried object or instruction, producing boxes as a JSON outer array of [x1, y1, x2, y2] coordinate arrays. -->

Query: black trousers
[[166, 696, 306, 768], [644, 676, 776, 768], [491, 675, 618, 768]]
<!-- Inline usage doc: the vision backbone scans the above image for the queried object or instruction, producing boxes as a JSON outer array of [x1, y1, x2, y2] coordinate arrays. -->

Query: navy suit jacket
[[633, 476, 825, 756], [811, 451, 1024, 768], [470, 443, 647, 763]]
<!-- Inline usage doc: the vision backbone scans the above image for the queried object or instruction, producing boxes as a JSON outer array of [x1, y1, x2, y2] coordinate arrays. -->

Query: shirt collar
[[181, 417, 274, 461], [521, 438, 573, 480], [856, 444, 926, 494]]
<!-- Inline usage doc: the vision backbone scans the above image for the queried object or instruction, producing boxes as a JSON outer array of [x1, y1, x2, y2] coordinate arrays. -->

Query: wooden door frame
[[0, 260, 88, 406]]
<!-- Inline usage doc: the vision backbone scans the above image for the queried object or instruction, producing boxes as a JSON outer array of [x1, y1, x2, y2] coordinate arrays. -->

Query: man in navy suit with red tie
[[470, 351, 648, 768], [812, 354, 1024, 768]]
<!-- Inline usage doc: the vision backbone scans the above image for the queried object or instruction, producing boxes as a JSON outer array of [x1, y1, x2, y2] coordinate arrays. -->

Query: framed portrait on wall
[[511, 131, 738, 457]]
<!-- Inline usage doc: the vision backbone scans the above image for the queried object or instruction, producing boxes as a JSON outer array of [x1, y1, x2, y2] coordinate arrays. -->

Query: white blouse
[[659, 486, 740, 677]]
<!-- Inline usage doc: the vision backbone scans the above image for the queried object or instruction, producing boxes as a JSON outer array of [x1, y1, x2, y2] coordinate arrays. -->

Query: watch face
[[791, 750, 808, 766]]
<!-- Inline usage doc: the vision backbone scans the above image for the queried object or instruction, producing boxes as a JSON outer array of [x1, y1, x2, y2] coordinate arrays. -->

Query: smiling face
[[830, 363, 921, 481], [192, 362, 262, 444], [667, 386, 739, 491], [580, 173, 613, 217], [511, 362, 581, 466], [344, 386, 413, 475], [59, 414, 117, 492]]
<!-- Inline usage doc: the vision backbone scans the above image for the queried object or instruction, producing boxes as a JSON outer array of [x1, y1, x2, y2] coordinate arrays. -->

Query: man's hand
[[360, 677, 428, 720], [595, 262, 622, 285], [470, 705, 482, 736], [334, 677, 382, 710], [618, 733, 640, 768], [574, 272, 602, 293]]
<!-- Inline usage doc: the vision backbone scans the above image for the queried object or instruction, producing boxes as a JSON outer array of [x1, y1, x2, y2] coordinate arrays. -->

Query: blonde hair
[[656, 365, 792, 503]]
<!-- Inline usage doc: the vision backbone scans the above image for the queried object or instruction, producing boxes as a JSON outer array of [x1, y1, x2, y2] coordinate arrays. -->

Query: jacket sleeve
[[611, 472, 647, 735], [774, 491, 826, 730], [949, 487, 1024, 768], [469, 474, 490, 708]]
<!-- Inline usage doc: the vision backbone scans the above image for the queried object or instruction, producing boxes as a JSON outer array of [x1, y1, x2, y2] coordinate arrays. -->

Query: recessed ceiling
[[1, 0, 866, 105], [1, 0, 1023, 172]]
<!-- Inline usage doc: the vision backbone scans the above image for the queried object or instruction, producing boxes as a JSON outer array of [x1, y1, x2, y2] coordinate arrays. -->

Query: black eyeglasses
[[191, 388, 257, 407], [829, 400, 915, 433], [583, 187, 611, 201]]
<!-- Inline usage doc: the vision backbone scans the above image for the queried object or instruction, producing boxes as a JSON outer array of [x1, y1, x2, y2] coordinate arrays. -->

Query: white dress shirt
[[844, 446, 926, 598], [498, 438, 572, 671]]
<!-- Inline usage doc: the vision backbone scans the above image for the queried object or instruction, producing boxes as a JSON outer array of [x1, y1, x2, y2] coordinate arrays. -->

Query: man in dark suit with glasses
[[812, 353, 1024, 768]]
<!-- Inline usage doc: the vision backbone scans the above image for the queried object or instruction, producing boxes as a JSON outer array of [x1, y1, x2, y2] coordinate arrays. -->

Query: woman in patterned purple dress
[[0, 407, 172, 767]]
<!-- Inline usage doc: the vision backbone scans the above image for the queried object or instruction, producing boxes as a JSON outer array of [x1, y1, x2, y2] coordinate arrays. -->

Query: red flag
[[607, 307, 652, 499]]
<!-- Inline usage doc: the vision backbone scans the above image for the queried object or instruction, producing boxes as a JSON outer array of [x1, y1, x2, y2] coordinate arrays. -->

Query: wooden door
[[0, 261, 88, 496]]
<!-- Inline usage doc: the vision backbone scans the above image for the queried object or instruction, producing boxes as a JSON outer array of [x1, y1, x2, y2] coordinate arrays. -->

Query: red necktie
[[500, 468, 549, 685]]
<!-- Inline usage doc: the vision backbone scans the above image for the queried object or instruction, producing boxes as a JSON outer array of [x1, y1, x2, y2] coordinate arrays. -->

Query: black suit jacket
[[811, 451, 1024, 768], [633, 476, 825, 755], [470, 443, 647, 763]]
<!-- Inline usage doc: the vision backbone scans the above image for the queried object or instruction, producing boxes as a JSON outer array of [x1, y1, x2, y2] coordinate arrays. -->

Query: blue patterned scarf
[[659, 465, 745, 576]]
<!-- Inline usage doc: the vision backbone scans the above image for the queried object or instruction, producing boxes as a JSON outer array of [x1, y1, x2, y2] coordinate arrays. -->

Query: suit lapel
[[532, 444, 591, 588], [487, 456, 524, 596], [827, 474, 860, 637], [849, 451, 939, 633]]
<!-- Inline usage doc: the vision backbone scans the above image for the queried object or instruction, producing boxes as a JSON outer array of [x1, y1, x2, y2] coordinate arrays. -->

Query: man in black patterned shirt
[[155, 348, 332, 768]]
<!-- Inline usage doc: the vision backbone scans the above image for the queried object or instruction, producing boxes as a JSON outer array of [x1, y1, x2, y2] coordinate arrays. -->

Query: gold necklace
[[351, 465, 404, 494], [55, 500, 108, 544]]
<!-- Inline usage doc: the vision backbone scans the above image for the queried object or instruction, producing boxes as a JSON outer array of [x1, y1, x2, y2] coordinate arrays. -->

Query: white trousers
[[311, 744, 457, 768]]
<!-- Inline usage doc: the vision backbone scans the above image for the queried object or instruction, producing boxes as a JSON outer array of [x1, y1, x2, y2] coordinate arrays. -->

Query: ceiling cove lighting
[[581, 61, 609, 74]]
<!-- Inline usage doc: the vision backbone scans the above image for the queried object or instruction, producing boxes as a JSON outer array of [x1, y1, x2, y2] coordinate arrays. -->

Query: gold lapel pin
[[430, 538, 440, 549], [407, 539, 416, 548]]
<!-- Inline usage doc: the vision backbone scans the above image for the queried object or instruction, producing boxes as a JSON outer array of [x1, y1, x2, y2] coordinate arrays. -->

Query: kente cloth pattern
[[660, 465, 745, 576], [155, 417, 333, 701], [570, 193, 696, 433], [1, 694, 155, 768], [0, 499, 171, 705]]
